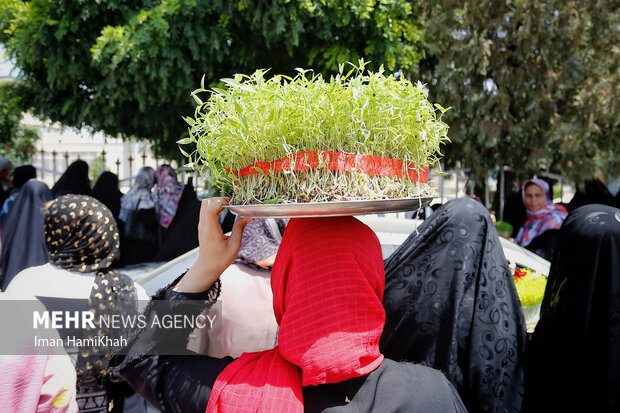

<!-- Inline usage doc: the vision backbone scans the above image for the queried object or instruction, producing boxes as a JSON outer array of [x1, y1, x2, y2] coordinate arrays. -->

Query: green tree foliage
[[0, 81, 39, 161], [408, 0, 619, 184], [0, 0, 421, 159]]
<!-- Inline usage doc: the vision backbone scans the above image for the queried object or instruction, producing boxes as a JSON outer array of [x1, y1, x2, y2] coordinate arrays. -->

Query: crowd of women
[[0, 160, 202, 290], [107, 196, 619, 413], [0, 153, 617, 413], [0, 158, 203, 412]]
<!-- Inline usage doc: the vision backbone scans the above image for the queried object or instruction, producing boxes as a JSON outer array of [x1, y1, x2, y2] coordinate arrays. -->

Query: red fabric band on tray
[[226, 151, 428, 183]]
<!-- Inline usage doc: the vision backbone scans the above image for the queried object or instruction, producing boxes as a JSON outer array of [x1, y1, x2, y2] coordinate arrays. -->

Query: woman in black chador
[[91, 171, 123, 221], [51, 160, 91, 198], [521, 204, 620, 413], [0, 179, 51, 290], [380, 197, 527, 413]]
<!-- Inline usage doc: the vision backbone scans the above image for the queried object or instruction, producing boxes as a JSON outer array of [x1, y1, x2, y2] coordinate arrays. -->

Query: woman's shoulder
[[6, 263, 95, 298], [372, 359, 467, 411], [222, 263, 271, 281], [9, 263, 149, 301], [303, 359, 466, 412], [5, 263, 53, 293], [378, 358, 450, 384]]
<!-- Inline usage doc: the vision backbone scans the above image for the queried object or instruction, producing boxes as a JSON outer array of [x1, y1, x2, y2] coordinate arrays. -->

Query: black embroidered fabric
[[109, 275, 221, 375], [522, 204, 620, 413], [108, 276, 230, 413], [380, 198, 527, 413]]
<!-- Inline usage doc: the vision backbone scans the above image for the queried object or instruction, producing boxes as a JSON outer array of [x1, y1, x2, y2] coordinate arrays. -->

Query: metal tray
[[224, 197, 434, 218]]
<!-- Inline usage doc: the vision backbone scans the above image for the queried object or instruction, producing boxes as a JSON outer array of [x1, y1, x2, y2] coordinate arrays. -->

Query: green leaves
[[0, 83, 40, 160], [181, 63, 449, 203], [221, 78, 257, 94], [176, 137, 194, 145], [408, 0, 619, 184], [1, 0, 423, 161]]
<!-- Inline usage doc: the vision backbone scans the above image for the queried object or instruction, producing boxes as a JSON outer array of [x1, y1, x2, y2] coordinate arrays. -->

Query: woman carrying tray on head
[[111, 197, 467, 413]]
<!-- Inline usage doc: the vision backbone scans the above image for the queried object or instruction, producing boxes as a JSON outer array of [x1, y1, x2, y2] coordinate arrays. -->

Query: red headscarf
[[206, 216, 386, 412]]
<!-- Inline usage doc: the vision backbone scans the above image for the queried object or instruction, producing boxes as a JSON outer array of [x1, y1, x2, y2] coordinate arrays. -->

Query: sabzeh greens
[[179, 60, 450, 205]]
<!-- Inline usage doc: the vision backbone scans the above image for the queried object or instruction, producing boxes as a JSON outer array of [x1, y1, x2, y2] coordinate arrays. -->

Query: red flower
[[513, 268, 527, 280]]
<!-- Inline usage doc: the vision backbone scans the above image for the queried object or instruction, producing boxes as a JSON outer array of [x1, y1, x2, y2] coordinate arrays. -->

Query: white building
[[22, 113, 166, 190], [2, 49, 177, 191]]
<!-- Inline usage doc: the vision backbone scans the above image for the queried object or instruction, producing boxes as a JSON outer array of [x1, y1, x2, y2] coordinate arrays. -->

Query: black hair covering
[[51, 159, 91, 198], [11, 165, 37, 189], [91, 171, 123, 219], [0, 180, 51, 290], [503, 189, 527, 238], [522, 204, 620, 413], [44, 195, 137, 381], [380, 198, 526, 413], [567, 178, 618, 212]]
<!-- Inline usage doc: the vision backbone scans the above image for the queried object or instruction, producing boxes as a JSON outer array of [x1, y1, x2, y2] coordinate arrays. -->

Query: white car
[[123, 216, 550, 296]]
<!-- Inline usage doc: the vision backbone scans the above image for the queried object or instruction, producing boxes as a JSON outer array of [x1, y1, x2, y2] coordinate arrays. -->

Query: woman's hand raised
[[173, 197, 253, 293]]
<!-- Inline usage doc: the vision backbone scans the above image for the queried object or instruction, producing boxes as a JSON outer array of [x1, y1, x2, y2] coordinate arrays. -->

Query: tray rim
[[224, 196, 435, 218]]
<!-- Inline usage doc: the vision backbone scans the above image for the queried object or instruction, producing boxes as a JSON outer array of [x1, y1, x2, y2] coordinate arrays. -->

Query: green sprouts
[[180, 60, 450, 204]]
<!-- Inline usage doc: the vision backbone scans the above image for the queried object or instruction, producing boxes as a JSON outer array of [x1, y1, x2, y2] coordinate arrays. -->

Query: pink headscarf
[[0, 354, 78, 412], [0, 293, 78, 412], [516, 179, 568, 247], [154, 165, 184, 228]]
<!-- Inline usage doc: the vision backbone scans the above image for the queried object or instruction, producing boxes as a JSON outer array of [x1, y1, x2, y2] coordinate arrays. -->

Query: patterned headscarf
[[516, 179, 568, 247], [154, 165, 184, 228], [119, 166, 156, 234], [45, 195, 120, 272], [520, 178, 552, 205], [44, 195, 137, 381], [236, 219, 288, 268], [381, 197, 526, 413]]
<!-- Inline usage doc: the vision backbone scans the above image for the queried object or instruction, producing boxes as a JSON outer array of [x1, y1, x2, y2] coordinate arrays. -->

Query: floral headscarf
[[154, 165, 184, 228], [235, 218, 288, 268], [516, 179, 568, 247], [119, 167, 156, 234]]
